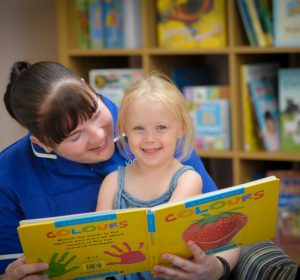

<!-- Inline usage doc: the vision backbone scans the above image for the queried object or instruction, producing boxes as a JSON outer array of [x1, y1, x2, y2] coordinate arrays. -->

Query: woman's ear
[[30, 136, 53, 153]]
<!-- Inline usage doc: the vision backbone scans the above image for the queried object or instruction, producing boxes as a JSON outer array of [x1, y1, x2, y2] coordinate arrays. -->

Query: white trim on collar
[[31, 142, 57, 160]]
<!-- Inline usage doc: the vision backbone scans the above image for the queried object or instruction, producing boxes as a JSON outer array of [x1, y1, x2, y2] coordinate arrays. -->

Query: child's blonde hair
[[117, 71, 194, 161]]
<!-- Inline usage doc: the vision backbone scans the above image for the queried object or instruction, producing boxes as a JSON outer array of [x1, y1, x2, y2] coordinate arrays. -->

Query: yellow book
[[157, 0, 227, 48], [18, 176, 279, 279]]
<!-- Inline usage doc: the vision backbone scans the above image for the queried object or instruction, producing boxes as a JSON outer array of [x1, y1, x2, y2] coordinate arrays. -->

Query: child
[[96, 72, 239, 280]]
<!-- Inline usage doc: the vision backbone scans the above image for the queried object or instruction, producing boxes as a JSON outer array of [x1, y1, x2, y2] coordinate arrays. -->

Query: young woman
[[0, 61, 230, 280], [97, 73, 239, 280]]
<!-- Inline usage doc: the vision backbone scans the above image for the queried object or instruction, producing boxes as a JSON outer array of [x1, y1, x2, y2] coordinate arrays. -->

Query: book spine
[[88, 0, 104, 49], [147, 211, 159, 270], [103, 0, 124, 48], [244, 0, 267, 47], [241, 65, 261, 151], [123, 0, 141, 48], [237, 0, 257, 46], [74, 0, 90, 49], [253, 0, 272, 45]]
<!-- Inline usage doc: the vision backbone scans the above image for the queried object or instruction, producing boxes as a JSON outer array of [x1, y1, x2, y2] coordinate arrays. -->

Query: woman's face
[[54, 98, 115, 164]]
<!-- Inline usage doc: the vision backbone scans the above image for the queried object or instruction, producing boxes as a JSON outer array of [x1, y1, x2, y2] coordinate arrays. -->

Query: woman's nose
[[88, 125, 104, 143]]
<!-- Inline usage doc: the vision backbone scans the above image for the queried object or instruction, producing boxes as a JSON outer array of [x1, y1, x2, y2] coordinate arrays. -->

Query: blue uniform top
[[0, 96, 217, 273]]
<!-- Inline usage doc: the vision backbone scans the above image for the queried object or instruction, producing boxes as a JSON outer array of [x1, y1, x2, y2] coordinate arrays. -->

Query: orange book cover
[[17, 176, 279, 279]]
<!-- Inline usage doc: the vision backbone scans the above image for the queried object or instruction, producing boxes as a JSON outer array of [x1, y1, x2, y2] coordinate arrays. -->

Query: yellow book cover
[[157, 0, 227, 48], [18, 176, 279, 279]]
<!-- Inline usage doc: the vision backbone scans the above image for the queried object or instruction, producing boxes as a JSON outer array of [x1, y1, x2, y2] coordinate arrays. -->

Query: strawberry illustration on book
[[182, 207, 248, 251]]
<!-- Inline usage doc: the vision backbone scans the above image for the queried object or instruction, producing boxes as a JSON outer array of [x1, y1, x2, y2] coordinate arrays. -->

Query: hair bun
[[4, 61, 31, 120]]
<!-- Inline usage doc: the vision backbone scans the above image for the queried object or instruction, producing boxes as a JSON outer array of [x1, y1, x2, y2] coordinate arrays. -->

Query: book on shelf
[[273, 0, 300, 46], [88, 0, 104, 49], [74, 0, 90, 49], [237, 0, 257, 46], [240, 63, 278, 152], [244, 0, 267, 47], [278, 68, 300, 151], [18, 176, 279, 279], [183, 85, 231, 151], [253, 0, 273, 45], [249, 79, 280, 151], [123, 0, 142, 48], [102, 0, 124, 48], [156, 0, 227, 48], [89, 68, 144, 106], [266, 170, 300, 249]]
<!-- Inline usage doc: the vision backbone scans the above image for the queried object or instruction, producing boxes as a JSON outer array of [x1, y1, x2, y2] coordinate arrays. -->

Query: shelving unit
[[56, 0, 300, 264]]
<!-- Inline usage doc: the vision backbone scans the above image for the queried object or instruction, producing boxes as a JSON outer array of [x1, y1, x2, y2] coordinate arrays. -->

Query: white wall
[[0, 0, 58, 151]]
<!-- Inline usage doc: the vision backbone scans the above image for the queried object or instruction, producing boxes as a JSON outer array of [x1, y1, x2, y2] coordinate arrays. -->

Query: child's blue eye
[[157, 125, 167, 131], [133, 126, 144, 131]]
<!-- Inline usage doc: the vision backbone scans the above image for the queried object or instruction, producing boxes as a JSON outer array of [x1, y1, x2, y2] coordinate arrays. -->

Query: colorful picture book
[[102, 0, 124, 48], [278, 68, 300, 151], [183, 85, 230, 151], [156, 0, 227, 48], [18, 176, 279, 279], [89, 68, 144, 106], [240, 63, 278, 152], [249, 79, 280, 151], [273, 0, 300, 46]]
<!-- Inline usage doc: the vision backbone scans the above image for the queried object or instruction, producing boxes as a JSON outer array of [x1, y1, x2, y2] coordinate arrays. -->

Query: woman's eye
[[69, 132, 81, 142]]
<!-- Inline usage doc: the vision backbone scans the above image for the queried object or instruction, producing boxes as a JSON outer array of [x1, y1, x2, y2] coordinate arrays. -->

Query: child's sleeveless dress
[[113, 165, 194, 280]]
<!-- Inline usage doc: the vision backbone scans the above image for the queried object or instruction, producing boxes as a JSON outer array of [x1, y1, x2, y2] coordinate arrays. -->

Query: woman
[[0, 61, 231, 280]]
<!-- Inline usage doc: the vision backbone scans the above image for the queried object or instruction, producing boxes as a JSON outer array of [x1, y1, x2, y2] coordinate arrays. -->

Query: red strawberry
[[182, 211, 248, 251]]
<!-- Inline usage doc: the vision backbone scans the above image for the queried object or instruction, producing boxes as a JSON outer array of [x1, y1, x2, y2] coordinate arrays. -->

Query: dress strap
[[168, 165, 195, 194], [114, 166, 125, 209]]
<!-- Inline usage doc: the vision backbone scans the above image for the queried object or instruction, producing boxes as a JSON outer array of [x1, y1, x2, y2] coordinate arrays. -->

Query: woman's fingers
[[4, 258, 49, 280]]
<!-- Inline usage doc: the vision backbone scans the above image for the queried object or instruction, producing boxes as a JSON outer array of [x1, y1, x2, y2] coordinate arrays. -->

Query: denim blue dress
[[113, 165, 194, 280]]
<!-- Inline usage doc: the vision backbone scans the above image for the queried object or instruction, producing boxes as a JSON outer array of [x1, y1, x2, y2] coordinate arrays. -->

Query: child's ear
[[30, 136, 53, 153]]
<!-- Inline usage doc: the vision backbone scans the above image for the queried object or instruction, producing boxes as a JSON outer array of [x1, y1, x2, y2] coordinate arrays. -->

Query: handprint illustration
[[37, 252, 79, 277], [104, 242, 146, 265]]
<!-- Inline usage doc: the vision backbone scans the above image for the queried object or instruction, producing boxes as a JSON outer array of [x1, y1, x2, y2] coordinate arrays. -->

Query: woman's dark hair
[[4, 61, 98, 147]]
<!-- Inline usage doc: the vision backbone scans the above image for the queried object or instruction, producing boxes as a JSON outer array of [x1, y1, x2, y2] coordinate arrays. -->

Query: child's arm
[[96, 171, 118, 212], [169, 169, 202, 202]]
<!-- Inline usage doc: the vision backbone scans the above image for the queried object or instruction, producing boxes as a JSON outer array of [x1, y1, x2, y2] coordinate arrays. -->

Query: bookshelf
[[56, 0, 300, 264]]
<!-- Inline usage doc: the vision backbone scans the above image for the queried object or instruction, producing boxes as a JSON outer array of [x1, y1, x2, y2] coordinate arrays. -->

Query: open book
[[17, 176, 279, 279]]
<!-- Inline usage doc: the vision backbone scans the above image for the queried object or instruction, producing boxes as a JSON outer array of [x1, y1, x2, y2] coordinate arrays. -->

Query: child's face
[[124, 95, 181, 167], [53, 98, 115, 164]]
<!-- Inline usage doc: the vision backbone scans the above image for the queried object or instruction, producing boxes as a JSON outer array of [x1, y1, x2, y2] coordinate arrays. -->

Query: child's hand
[[153, 241, 224, 280]]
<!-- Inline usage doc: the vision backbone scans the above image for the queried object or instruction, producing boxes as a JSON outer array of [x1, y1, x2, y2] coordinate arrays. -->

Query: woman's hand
[[1, 258, 49, 280], [153, 241, 224, 280]]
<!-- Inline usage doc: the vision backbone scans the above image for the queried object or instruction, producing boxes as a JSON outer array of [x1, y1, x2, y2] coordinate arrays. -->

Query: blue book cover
[[278, 68, 300, 151], [193, 99, 231, 150], [249, 79, 280, 152], [103, 0, 124, 48]]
